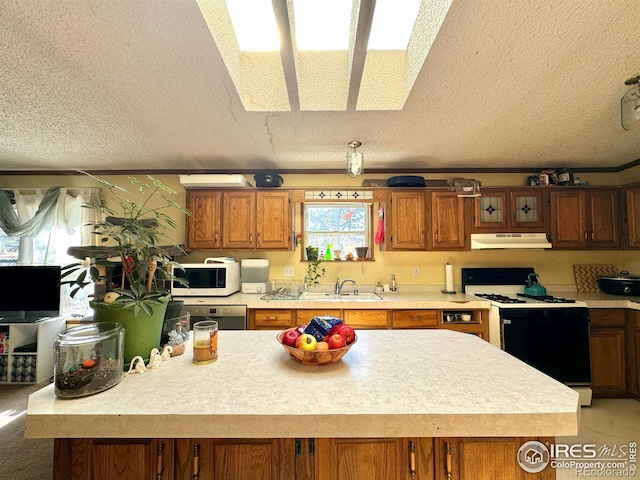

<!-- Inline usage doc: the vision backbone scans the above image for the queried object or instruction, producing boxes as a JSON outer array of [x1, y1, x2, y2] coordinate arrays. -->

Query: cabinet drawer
[[589, 309, 626, 327], [253, 310, 293, 328], [343, 310, 388, 329], [391, 310, 437, 328], [296, 310, 342, 325]]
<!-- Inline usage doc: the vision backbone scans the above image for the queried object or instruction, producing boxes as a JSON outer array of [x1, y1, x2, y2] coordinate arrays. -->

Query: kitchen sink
[[298, 292, 383, 301]]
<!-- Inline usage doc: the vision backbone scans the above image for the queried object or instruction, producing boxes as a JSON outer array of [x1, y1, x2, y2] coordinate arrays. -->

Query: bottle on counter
[[390, 274, 397, 292], [325, 244, 333, 261]]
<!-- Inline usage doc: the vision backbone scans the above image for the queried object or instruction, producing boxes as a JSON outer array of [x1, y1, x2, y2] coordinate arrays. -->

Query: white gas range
[[462, 267, 592, 406]]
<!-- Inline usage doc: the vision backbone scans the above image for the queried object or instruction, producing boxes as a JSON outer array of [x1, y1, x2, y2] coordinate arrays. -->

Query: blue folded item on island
[[303, 316, 343, 342]]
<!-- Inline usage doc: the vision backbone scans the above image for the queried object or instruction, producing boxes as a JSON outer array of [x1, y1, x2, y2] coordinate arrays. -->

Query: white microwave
[[171, 261, 241, 297]]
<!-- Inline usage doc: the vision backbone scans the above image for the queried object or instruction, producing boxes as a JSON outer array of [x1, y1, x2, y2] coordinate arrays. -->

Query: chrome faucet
[[336, 278, 357, 295]]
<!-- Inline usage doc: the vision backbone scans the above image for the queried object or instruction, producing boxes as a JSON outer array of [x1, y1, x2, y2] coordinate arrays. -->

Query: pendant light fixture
[[346, 140, 364, 178], [621, 73, 640, 130]]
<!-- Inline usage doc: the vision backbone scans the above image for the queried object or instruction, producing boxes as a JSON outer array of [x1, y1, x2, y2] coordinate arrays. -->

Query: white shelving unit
[[0, 316, 66, 384]]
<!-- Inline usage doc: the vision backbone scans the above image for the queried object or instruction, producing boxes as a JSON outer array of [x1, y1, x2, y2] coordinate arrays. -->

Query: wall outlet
[[413, 267, 420, 277], [284, 267, 294, 277]]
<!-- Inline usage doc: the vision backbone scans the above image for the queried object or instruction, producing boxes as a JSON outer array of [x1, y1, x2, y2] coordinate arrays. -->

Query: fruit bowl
[[276, 331, 357, 366]]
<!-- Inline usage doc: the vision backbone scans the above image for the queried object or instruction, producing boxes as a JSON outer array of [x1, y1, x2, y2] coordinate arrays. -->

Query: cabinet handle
[[409, 440, 416, 480], [257, 232, 261, 246], [192, 443, 200, 480], [309, 438, 315, 456], [265, 316, 279, 320], [250, 233, 253, 243], [295, 438, 301, 457], [445, 441, 452, 480], [156, 442, 165, 480]]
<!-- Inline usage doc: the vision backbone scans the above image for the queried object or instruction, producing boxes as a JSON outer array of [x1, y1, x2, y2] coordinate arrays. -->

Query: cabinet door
[[588, 189, 620, 248], [435, 437, 555, 480], [590, 327, 626, 396], [174, 438, 295, 480], [550, 191, 587, 248], [54, 438, 173, 480], [256, 191, 291, 250], [429, 192, 466, 250], [185, 191, 222, 250], [389, 191, 426, 250], [474, 191, 508, 230], [222, 192, 255, 249], [315, 438, 405, 480], [510, 189, 546, 230], [343, 310, 388, 329], [626, 186, 640, 248]]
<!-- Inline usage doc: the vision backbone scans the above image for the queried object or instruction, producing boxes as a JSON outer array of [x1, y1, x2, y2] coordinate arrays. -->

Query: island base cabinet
[[315, 437, 434, 480], [435, 437, 556, 480], [53, 438, 174, 480], [175, 438, 295, 480]]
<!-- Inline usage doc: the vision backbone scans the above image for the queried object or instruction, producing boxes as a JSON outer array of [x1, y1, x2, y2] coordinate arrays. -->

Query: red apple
[[282, 329, 301, 347], [295, 333, 317, 350], [316, 341, 329, 351], [327, 333, 346, 349], [337, 325, 356, 344]]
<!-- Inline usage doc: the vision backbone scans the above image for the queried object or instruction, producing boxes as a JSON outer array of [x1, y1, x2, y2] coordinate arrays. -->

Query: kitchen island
[[26, 330, 578, 479]]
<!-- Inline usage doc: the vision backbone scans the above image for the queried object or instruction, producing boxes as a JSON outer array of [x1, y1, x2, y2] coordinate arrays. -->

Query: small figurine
[[147, 348, 161, 369], [160, 345, 173, 362], [126, 356, 147, 375]]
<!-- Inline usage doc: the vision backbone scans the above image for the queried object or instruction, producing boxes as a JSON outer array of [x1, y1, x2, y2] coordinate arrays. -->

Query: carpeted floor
[[0, 381, 53, 480]]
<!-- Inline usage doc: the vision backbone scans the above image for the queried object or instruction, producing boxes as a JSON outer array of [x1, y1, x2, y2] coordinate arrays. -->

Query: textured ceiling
[[1, 0, 639, 173]]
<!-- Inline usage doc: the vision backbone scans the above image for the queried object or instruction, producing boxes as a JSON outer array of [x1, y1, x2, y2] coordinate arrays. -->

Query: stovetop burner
[[474, 293, 526, 304], [516, 293, 576, 303]]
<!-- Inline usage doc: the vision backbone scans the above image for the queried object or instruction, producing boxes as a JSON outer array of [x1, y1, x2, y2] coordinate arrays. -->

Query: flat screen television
[[0, 265, 62, 322]]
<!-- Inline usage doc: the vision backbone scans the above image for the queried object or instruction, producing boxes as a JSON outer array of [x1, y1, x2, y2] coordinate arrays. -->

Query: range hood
[[179, 174, 252, 188], [470, 233, 552, 250]]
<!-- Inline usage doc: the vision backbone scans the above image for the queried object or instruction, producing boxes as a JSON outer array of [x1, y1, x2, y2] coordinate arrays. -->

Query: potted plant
[[62, 172, 190, 365]]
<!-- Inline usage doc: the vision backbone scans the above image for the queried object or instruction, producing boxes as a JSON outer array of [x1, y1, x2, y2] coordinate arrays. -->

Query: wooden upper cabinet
[[388, 191, 426, 250], [473, 188, 546, 231], [221, 191, 291, 250], [185, 190, 222, 250], [550, 188, 620, 249], [222, 191, 256, 249], [625, 185, 640, 248], [428, 191, 466, 250], [256, 191, 291, 249]]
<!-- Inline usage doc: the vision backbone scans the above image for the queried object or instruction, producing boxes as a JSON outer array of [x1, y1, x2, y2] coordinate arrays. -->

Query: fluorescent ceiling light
[[367, 0, 422, 50], [293, 0, 351, 50], [225, 0, 280, 51]]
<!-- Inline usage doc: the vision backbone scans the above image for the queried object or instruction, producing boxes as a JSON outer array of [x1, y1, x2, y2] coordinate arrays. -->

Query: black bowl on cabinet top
[[386, 175, 426, 188], [254, 173, 284, 187]]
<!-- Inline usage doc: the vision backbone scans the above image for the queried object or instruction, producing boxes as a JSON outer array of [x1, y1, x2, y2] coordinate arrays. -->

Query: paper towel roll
[[445, 263, 454, 292]]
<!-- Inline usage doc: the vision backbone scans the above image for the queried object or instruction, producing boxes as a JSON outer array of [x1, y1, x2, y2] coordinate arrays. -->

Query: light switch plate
[[284, 267, 294, 277], [413, 267, 420, 277]]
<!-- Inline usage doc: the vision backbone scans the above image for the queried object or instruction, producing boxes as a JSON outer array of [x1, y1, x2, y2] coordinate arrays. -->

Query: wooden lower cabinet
[[54, 436, 555, 480], [588, 309, 627, 396], [53, 438, 174, 480], [315, 437, 433, 480], [174, 438, 295, 480], [435, 437, 556, 480]]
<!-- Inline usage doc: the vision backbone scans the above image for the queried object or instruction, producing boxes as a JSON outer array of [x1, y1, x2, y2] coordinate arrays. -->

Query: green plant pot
[[306, 247, 319, 261], [90, 296, 169, 367]]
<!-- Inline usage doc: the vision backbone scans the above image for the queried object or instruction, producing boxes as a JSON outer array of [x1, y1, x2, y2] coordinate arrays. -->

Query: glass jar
[[54, 322, 124, 398]]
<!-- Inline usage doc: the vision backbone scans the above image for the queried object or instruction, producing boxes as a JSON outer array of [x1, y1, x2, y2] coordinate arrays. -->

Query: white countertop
[[177, 289, 640, 310], [26, 329, 579, 439]]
